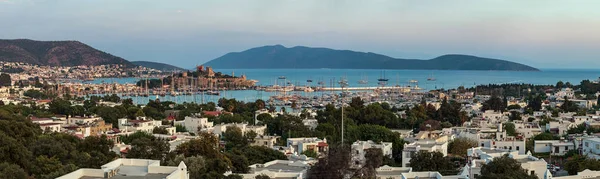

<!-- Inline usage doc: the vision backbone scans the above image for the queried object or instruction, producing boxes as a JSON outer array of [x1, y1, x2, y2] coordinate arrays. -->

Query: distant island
[[132, 61, 185, 71], [0, 39, 132, 66], [203, 45, 539, 71]]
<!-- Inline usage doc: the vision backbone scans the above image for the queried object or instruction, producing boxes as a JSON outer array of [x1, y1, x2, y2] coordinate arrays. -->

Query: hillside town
[[2, 68, 600, 179]]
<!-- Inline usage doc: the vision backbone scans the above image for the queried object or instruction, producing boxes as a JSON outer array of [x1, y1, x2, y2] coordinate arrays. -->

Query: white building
[[252, 135, 280, 148], [402, 131, 449, 167], [118, 117, 175, 134], [286, 137, 328, 156], [235, 160, 313, 179], [582, 137, 600, 160], [375, 165, 465, 179], [465, 147, 548, 179], [350, 140, 393, 169], [174, 115, 213, 134], [552, 169, 600, 179], [514, 121, 543, 139], [212, 123, 266, 136], [57, 158, 189, 179], [302, 119, 318, 130], [534, 140, 575, 156]]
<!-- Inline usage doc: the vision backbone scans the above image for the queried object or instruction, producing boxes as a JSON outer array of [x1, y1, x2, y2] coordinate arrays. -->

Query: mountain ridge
[[0, 39, 133, 66], [205, 45, 539, 71]]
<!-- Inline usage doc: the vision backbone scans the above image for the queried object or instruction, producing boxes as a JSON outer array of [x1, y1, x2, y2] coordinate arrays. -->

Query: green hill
[[0, 39, 132, 66], [204, 45, 539, 71]]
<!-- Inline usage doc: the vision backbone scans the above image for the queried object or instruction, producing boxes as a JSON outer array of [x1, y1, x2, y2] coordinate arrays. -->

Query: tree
[[175, 124, 188, 133], [308, 144, 352, 179], [165, 154, 206, 179], [353, 148, 384, 178], [408, 151, 458, 175], [482, 96, 504, 112], [509, 111, 521, 121], [240, 146, 287, 165], [419, 120, 441, 131], [350, 97, 364, 109], [507, 104, 521, 110], [0, 162, 28, 179], [49, 99, 72, 115], [527, 95, 543, 111], [556, 81, 565, 89], [126, 136, 169, 160], [477, 154, 538, 179], [223, 126, 248, 149], [135, 109, 146, 117], [561, 97, 579, 112], [0, 73, 11, 87], [225, 151, 250, 173], [153, 127, 169, 134], [503, 122, 516, 136], [448, 138, 478, 157]]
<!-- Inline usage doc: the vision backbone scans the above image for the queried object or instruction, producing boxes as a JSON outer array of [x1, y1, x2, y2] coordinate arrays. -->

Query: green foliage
[[448, 138, 478, 157], [482, 95, 505, 112], [153, 127, 169, 134], [23, 89, 48, 99], [263, 114, 312, 142], [560, 97, 580, 112], [175, 124, 188, 132], [164, 154, 206, 179], [239, 146, 287, 165], [126, 135, 170, 160], [0, 162, 28, 179], [408, 151, 459, 175], [509, 111, 521, 121], [223, 126, 256, 149], [0, 73, 10, 87], [503, 122, 516, 136], [308, 144, 351, 179], [563, 154, 600, 175], [507, 104, 521, 110], [120, 131, 154, 144], [477, 154, 538, 179]]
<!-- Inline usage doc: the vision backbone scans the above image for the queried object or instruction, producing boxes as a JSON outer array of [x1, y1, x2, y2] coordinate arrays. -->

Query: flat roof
[[80, 174, 169, 179], [377, 169, 412, 176], [260, 163, 306, 173]]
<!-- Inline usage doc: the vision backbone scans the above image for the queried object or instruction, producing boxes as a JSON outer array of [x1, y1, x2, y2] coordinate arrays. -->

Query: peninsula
[[204, 45, 539, 71]]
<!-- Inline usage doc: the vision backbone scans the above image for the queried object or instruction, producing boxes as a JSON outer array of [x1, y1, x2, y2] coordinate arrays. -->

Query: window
[[516, 146, 520, 151], [586, 142, 589, 147], [481, 143, 484, 147], [565, 146, 568, 150]]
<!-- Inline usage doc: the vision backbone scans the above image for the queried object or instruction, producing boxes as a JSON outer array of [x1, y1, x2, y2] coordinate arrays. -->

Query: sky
[[1, 0, 600, 69]]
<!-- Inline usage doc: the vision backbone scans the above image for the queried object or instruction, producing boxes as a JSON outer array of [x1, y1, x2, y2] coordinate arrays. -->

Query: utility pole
[[339, 77, 348, 145]]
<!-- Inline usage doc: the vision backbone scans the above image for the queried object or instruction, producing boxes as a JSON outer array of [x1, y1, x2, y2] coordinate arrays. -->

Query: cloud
[[176, 10, 183, 13]]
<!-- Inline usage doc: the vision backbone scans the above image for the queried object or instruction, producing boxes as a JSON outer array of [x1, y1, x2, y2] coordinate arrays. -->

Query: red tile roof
[[317, 142, 328, 147], [203, 111, 222, 116]]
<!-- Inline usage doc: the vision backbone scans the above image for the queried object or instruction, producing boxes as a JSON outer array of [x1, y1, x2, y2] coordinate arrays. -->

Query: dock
[[317, 86, 420, 92]]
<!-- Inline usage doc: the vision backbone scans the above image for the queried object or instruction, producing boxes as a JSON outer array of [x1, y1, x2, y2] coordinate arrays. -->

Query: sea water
[[90, 69, 600, 104]]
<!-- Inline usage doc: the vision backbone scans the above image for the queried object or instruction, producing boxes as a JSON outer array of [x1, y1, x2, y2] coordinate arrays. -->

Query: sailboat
[[358, 73, 368, 84], [377, 71, 389, 82], [427, 73, 436, 81]]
